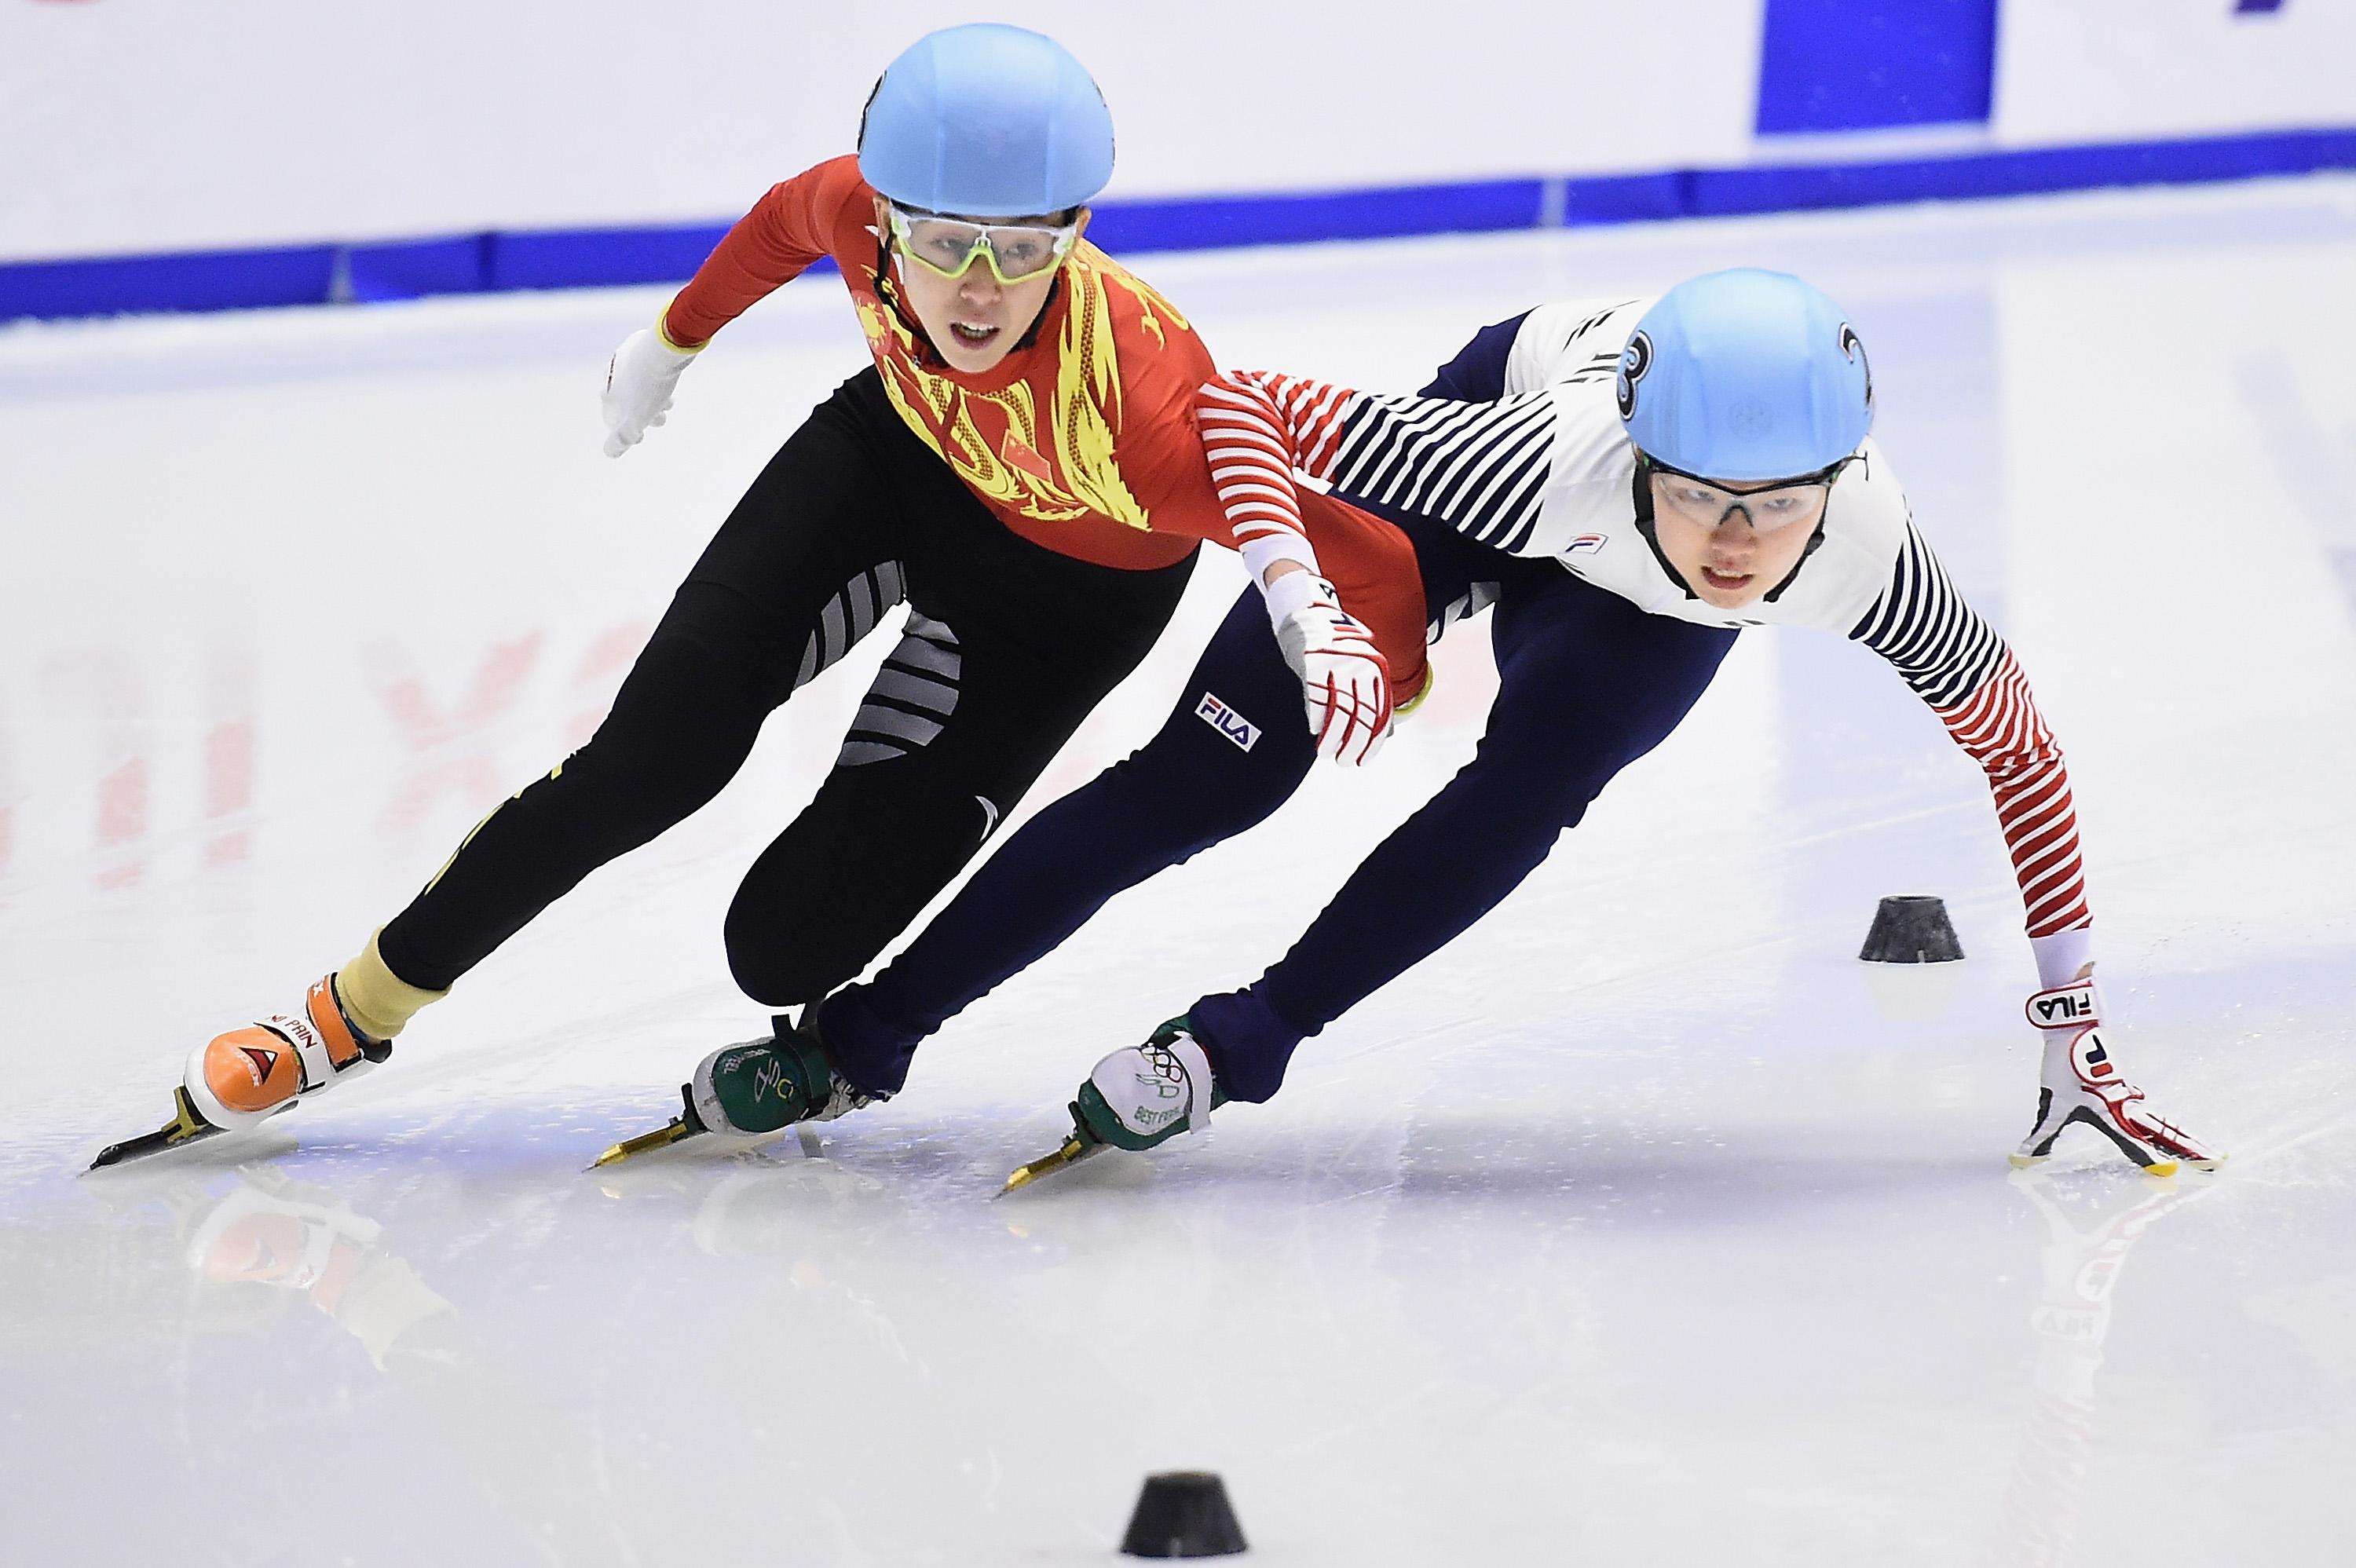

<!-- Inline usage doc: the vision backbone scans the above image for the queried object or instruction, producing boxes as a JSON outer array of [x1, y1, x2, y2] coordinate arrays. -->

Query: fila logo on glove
[[1195, 693, 1260, 752]]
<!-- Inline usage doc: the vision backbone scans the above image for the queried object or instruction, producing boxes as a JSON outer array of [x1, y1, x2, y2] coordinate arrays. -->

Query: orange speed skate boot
[[90, 976, 390, 1169]]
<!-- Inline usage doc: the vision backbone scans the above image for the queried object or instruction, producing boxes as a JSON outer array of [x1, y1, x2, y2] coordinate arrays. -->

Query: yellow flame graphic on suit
[[860, 245, 1187, 532]]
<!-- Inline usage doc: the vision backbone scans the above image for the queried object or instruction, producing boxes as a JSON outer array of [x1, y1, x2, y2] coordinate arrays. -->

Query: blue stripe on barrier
[[1085, 178, 1544, 253], [0, 244, 337, 319], [486, 222, 737, 292], [5, 125, 2354, 324], [346, 234, 493, 302], [1557, 172, 1690, 226], [1694, 126, 2356, 214]]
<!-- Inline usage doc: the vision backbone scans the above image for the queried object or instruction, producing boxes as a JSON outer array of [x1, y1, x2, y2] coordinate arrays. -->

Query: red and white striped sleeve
[[1849, 522, 2091, 941], [1198, 366, 1566, 560], [1194, 371, 1363, 582]]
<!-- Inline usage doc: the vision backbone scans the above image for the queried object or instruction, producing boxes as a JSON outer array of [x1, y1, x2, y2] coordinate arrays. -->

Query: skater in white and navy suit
[[810, 269, 2217, 1177]]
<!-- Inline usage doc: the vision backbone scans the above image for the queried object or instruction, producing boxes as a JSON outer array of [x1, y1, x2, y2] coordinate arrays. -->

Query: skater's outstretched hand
[[2010, 975, 2221, 1175], [602, 320, 701, 457], [1268, 570, 1393, 766]]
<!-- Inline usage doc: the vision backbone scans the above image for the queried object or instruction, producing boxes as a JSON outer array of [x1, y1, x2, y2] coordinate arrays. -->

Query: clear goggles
[[885, 203, 1081, 285], [1644, 455, 1856, 534]]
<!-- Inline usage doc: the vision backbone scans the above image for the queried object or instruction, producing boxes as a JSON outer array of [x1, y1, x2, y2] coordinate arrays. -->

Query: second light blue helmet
[[1615, 269, 1874, 483], [857, 24, 1116, 217]]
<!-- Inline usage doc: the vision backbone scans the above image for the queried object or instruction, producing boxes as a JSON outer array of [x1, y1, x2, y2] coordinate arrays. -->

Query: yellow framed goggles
[[885, 202, 1081, 285]]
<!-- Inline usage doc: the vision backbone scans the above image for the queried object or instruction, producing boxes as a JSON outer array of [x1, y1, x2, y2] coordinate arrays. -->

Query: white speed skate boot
[[1001, 1018, 1226, 1193], [92, 975, 391, 1168]]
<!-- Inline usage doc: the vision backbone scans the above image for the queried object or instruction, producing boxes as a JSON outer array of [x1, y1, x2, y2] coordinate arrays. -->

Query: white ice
[[5, 177, 2356, 1566]]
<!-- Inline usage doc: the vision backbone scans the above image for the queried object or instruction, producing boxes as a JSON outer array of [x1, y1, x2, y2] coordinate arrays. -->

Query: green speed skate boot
[[1001, 1017, 1229, 1193], [690, 1018, 884, 1138], [591, 1014, 885, 1168]]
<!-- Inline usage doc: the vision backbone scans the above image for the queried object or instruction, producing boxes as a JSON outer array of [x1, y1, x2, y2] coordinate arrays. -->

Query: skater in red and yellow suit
[[97, 24, 1425, 1164]]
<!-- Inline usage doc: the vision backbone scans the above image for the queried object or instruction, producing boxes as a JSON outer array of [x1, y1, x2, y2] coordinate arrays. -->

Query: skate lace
[[810, 1073, 888, 1124]]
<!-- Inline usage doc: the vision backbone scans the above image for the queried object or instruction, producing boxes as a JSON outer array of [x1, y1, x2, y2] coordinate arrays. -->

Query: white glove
[[2010, 978, 2221, 1175], [1265, 571, 1392, 766], [601, 321, 700, 458]]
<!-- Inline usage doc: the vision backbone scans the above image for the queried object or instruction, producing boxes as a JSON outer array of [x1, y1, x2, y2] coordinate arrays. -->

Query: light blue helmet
[[1615, 269, 1874, 483], [857, 24, 1115, 217]]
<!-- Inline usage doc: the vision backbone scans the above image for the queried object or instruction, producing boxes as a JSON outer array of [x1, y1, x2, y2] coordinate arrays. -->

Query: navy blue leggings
[[818, 317, 1739, 1101], [820, 544, 1732, 1099]]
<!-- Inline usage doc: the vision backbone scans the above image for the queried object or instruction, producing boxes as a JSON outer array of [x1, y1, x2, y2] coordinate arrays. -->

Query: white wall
[[1996, 2, 2356, 145], [0, 0, 1762, 261]]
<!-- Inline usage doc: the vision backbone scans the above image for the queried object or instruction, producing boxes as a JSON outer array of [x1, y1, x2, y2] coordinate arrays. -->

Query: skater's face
[[1645, 463, 1837, 609], [877, 196, 1088, 374]]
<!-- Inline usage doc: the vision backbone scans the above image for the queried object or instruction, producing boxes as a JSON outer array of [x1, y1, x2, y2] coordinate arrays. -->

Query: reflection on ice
[[1982, 1171, 2221, 1568], [182, 1166, 457, 1371]]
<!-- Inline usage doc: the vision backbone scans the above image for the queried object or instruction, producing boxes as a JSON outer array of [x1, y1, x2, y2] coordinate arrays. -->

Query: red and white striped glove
[[2011, 978, 2221, 1175], [1267, 572, 1392, 766]]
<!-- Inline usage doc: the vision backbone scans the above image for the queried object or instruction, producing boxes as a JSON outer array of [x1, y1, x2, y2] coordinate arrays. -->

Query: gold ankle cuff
[[334, 930, 448, 1042]]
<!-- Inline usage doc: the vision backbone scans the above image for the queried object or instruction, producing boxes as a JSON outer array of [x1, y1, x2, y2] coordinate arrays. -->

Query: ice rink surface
[[6, 177, 2356, 1565]]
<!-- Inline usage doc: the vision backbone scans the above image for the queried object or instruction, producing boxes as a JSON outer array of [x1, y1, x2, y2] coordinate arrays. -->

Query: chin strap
[[1759, 449, 1862, 605], [1758, 521, 1829, 605], [1629, 462, 1699, 600]]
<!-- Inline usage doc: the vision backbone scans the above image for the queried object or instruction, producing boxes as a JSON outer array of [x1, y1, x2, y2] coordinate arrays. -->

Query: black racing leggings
[[376, 368, 1195, 1008]]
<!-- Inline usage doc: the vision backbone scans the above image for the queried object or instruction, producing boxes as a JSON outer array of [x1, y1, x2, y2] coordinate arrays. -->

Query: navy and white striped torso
[[1319, 299, 1999, 709]]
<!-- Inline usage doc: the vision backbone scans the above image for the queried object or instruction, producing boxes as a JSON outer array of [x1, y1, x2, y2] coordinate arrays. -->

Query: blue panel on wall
[[0, 244, 336, 320], [1755, 0, 1999, 133]]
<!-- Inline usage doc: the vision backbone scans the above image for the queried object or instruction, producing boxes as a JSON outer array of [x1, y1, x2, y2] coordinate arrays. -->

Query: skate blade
[[2008, 1151, 2223, 1176], [995, 1134, 1101, 1198], [588, 1117, 701, 1171], [88, 1087, 222, 1171]]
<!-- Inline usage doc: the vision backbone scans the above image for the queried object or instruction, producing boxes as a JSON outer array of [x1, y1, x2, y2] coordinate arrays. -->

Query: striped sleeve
[[1195, 370, 1562, 558], [1849, 522, 2091, 938]]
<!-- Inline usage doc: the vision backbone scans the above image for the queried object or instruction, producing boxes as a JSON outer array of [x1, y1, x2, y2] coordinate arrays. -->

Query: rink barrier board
[[5, 125, 2354, 325]]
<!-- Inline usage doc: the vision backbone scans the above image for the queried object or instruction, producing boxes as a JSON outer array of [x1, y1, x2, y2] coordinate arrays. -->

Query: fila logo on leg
[[2025, 982, 2100, 1030], [1194, 692, 1260, 752]]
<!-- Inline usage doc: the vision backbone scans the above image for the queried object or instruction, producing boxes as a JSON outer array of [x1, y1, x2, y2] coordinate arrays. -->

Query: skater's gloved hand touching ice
[[601, 313, 703, 457], [1262, 563, 1393, 766], [2010, 970, 2220, 1175]]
